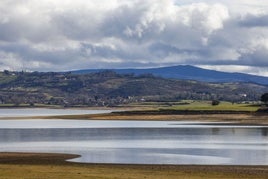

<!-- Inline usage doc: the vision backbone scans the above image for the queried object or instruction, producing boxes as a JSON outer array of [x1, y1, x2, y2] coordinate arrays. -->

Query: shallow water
[[0, 120, 267, 165], [0, 108, 112, 117]]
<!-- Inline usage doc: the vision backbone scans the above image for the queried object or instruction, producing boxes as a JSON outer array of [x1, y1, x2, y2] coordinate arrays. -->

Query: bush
[[261, 93, 268, 106], [256, 107, 268, 113], [211, 100, 220, 106]]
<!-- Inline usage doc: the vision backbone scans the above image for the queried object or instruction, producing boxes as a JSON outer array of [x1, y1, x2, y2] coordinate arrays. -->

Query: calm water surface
[[0, 108, 112, 117], [0, 119, 267, 165]]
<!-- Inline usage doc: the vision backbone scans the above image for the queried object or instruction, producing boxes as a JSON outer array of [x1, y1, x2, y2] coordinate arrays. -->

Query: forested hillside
[[0, 70, 267, 107]]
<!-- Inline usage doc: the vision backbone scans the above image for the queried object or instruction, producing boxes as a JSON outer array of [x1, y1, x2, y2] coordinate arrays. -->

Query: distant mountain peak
[[72, 65, 268, 85]]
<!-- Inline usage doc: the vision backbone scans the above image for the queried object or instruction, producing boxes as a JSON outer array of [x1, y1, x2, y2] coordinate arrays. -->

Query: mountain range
[[73, 65, 268, 85]]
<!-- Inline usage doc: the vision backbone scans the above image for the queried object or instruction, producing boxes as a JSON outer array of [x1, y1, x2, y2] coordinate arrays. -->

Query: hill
[[73, 65, 268, 85], [0, 70, 267, 107]]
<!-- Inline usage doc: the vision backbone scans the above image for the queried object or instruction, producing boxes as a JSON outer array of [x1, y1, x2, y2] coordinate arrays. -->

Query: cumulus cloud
[[0, 0, 268, 76]]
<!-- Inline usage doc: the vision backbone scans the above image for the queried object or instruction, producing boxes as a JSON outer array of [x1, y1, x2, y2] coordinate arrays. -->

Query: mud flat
[[38, 110, 268, 125], [0, 152, 268, 179]]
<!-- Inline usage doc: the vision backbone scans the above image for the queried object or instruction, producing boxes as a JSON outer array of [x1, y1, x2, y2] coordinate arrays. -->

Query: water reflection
[[0, 109, 112, 117], [262, 128, 268, 136], [0, 120, 267, 165], [212, 128, 219, 135]]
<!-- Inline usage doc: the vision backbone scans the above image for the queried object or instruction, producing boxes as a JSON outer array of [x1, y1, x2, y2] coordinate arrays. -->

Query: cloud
[[240, 14, 268, 27], [199, 65, 268, 77], [0, 0, 268, 76]]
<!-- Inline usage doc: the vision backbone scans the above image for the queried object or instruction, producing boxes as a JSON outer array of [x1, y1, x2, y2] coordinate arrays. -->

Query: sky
[[1, 0, 268, 76]]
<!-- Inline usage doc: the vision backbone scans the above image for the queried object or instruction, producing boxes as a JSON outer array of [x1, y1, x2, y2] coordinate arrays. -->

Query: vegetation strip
[[113, 109, 254, 115]]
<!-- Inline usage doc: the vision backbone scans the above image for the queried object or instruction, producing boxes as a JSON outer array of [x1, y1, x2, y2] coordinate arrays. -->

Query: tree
[[211, 100, 220, 106], [3, 70, 9, 75], [261, 93, 268, 105]]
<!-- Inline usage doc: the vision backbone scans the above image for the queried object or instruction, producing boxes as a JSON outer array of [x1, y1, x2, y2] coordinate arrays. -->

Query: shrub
[[211, 100, 220, 106]]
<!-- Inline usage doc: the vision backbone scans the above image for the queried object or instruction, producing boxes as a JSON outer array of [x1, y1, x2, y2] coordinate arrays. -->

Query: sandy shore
[[30, 112, 268, 125], [0, 106, 267, 125], [0, 152, 268, 179]]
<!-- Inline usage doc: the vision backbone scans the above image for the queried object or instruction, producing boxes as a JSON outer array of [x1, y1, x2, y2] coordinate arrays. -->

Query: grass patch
[[125, 101, 260, 112], [161, 101, 259, 112]]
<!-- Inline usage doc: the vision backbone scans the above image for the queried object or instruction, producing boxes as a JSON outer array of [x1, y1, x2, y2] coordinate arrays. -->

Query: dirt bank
[[0, 152, 268, 179]]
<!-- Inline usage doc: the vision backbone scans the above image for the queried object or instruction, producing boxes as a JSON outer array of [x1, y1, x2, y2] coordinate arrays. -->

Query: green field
[[166, 101, 259, 112], [0, 100, 262, 112], [125, 100, 260, 112]]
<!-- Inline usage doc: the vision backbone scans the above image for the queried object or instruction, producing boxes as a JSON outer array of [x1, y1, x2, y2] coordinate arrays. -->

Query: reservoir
[[0, 108, 112, 117], [0, 119, 267, 165]]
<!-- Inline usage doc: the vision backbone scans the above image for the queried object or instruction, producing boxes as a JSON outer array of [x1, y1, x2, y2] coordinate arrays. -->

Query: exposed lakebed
[[0, 117, 267, 165]]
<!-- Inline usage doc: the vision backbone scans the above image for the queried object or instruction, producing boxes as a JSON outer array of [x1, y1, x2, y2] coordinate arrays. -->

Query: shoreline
[[0, 152, 268, 178], [30, 112, 268, 125], [0, 106, 267, 125]]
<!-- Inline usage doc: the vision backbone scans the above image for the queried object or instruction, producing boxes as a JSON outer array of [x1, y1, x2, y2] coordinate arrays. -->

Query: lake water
[[0, 108, 113, 117], [0, 119, 267, 165]]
